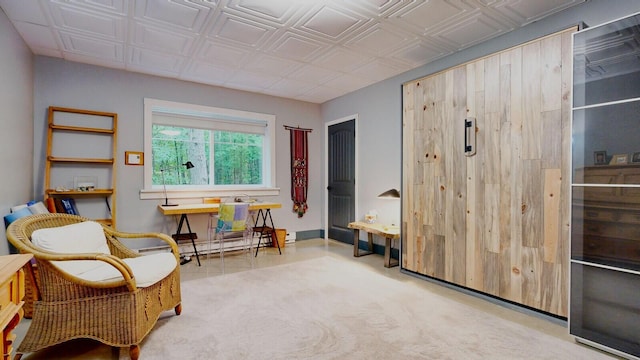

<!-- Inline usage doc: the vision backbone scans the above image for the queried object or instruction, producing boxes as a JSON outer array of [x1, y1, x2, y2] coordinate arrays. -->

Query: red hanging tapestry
[[285, 126, 312, 217]]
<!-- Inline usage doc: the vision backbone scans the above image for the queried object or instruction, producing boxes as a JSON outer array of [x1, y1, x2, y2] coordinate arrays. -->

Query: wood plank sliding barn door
[[402, 27, 574, 317]]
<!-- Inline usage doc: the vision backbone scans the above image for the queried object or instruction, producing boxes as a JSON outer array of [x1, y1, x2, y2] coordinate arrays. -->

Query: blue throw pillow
[[4, 207, 32, 228]]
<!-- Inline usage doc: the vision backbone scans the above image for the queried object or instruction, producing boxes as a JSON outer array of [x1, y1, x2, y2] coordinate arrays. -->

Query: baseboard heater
[[138, 233, 266, 256]]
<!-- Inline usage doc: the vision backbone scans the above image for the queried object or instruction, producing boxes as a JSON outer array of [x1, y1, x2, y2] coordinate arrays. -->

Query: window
[[142, 99, 277, 199]]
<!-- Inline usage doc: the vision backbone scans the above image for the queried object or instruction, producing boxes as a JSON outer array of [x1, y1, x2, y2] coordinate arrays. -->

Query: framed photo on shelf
[[594, 150, 607, 165], [609, 153, 629, 165], [74, 176, 97, 191], [632, 152, 640, 163]]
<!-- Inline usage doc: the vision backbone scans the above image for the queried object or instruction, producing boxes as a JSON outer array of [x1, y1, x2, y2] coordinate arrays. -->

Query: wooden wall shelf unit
[[44, 106, 118, 227]]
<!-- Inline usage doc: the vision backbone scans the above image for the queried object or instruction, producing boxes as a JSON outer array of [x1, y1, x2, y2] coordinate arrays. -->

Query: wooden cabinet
[[402, 27, 574, 317], [0, 254, 33, 360], [44, 107, 117, 227], [570, 12, 640, 359]]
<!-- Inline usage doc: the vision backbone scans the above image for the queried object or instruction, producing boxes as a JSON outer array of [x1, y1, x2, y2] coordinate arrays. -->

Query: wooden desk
[[0, 254, 33, 360], [158, 202, 282, 264], [157, 202, 282, 216], [348, 221, 400, 268]]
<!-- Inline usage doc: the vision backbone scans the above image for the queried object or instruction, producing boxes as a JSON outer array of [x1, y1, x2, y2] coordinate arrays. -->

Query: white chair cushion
[[71, 252, 177, 288], [32, 221, 111, 274], [32, 221, 110, 254]]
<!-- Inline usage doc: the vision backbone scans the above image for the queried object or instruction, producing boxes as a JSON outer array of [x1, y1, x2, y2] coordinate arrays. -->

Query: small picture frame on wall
[[594, 150, 607, 165], [125, 151, 144, 165], [609, 153, 629, 165], [633, 152, 640, 163]]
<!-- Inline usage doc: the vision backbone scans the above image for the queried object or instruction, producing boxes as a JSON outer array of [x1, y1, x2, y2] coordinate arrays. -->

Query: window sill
[[140, 187, 280, 201]]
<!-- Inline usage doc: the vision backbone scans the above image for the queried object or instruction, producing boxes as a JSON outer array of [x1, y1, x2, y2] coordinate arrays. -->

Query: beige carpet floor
[[131, 256, 615, 360]]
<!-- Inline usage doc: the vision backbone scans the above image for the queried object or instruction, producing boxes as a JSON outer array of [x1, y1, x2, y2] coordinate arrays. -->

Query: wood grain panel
[[522, 160, 543, 248], [522, 41, 542, 160], [465, 62, 479, 288], [508, 45, 524, 305], [557, 29, 572, 317], [543, 168, 561, 263], [522, 246, 542, 310], [485, 54, 501, 114], [540, 34, 562, 112], [542, 110, 562, 169], [402, 27, 575, 317], [484, 183, 500, 253], [402, 82, 416, 272], [499, 121, 513, 299], [451, 66, 468, 285]]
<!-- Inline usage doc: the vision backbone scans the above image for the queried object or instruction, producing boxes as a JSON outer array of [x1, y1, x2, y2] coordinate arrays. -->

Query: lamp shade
[[378, 188, 400, 198], [182, 161, 194, 169]]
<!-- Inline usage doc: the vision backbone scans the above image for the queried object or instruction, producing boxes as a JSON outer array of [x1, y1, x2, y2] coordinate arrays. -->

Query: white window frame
[[140, 98, 279, 200]]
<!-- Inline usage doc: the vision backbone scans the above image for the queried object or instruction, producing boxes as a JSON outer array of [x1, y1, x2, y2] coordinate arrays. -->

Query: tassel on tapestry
[[285, 125, 312, 217]]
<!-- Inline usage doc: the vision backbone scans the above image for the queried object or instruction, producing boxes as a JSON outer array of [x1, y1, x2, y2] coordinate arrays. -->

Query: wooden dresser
[[0, 254, 32, 360], [572, 164, 640, 266]]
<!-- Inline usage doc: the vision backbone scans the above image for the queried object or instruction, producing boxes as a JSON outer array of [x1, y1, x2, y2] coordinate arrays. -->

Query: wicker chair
[[6, 213, 182, 360]]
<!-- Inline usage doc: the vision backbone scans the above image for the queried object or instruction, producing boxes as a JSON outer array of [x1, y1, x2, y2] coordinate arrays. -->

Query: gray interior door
[[327, 119, 355, 243]]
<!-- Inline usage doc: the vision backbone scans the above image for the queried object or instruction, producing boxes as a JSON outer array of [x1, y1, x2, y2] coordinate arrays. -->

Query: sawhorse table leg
[[253, 208, 281, 257], [175, 214, 201, 266]]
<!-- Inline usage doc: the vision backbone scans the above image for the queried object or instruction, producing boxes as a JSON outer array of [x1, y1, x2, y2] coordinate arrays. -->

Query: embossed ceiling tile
[[226, 70, 281, 90], [226, 0, 302, 24], [390, 0, 473, 32], [296, 84, 343, 103], [287, 64, 340, 84], [434, 11, 510, 49], [393, 40, 449, 66], [59, 31, 124, 61], [49, 2, 125, 40], [312, 47, 374, 73], [492, 0, 585, 25], [209, 12, 276, 47], [345, 23, 415, 57], [64, 51, 125, 69], [322, 73, 372, 92], [0, 0, 589, 103], [351, 58, 409, 82], [295, 4, 366, 41], [181, 60, 236, 85], [134, 0, 212, 32], [63, 0, 128, 15], [0, 0, 48, 24], [243, 54, 304, 77], [132, 21, 196, 55], [267, 78, 316, 97], [197, 40, 251, 67], [347, 0, 419, 17], [128, 46, 185, 75], [11, 21, 60, 52], [30, 46, 64, 58], [268, 31, 327, 61]]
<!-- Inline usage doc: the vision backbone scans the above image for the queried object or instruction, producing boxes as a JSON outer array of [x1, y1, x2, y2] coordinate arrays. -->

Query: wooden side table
[[0, 254, 33, 360], [348, 221, 400, 268]]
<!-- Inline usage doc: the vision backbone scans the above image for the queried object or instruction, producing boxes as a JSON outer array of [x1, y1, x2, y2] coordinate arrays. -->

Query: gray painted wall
[[0, 8, 34, 254], [320, 0, 640, 246], [33, 57, 323, 248]]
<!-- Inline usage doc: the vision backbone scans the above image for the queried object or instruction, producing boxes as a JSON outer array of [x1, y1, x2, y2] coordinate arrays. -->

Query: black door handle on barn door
[[464, 118, 476, 157]]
